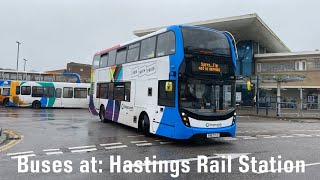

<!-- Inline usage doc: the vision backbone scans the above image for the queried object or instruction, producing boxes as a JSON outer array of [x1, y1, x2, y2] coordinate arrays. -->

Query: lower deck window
[[158, 80, 175, 107], [74, 88, 88, 98], [56, 88, 62, 98], [114, 84, 125, 101], [44, 87, 55, 98], [2, 88, 10, 96], [63, 87, 73, 98], [21, 86, 31, 95], [32, 86, 44, 97]]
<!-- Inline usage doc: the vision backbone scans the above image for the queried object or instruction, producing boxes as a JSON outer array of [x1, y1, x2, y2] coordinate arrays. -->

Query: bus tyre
[[140, 113, 150, 136], [3, 98, 9, 107], [99, 106, 108, 123], [32, 101, 41, 109]]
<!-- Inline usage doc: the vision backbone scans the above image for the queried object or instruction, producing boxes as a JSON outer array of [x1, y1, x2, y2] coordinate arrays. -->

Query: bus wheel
[[32, 101, 41, 109], [3, 98, 9, 107], [140, 113, 150, 136], [99, 106, 107, 123]]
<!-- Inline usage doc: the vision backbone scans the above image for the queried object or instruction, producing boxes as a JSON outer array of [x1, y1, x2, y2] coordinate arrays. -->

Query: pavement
[[0, 107, 320, 179]]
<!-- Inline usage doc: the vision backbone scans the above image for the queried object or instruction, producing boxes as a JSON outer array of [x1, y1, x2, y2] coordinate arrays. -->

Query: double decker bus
[[89, 25, 237, 139]]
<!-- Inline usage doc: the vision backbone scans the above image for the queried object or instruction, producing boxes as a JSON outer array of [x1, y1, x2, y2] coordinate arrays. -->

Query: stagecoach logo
[[205, 123, 222, 128], [3, 81, 9, 85], [121, 104, 134, 111]]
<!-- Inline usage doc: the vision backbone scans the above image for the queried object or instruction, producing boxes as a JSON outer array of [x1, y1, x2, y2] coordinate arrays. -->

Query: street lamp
[[23, 59, 27, 71], [16, 41, 21, 71]]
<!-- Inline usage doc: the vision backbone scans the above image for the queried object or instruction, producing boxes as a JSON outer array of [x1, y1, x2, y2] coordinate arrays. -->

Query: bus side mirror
[[165, 82, 173, 92], [247, 81, 251, 91]]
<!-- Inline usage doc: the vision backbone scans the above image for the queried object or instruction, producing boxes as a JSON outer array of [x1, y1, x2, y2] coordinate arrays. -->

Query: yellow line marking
[[0, 129, 23, 152]]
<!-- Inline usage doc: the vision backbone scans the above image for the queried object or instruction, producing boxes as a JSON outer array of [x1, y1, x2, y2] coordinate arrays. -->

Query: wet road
[[0, 107, 320, 179]]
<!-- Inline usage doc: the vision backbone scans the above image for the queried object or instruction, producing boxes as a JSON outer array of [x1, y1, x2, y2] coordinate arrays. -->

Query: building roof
[[133, 14, 290, 53]]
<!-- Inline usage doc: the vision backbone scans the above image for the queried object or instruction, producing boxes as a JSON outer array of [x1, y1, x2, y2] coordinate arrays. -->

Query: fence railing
[[238, 101, 320, 117]]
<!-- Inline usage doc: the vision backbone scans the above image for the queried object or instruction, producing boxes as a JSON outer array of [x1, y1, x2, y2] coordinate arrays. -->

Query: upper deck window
[[108, 50, 117, 66], [92, 55, 100, 69], [116, 47, 127, 65], [127, 43, 140, 63], [182, 28, 230, 57], [100, 54, 109, 68], [156, 31, 175, 57], [140, 36, 156, 60]]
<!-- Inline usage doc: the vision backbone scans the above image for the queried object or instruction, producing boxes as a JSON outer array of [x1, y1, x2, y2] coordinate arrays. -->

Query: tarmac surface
[[0, 107, 320, 179]]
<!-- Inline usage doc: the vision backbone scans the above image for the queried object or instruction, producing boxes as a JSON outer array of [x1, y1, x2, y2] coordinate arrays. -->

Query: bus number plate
[[207, 133, 220, 138]]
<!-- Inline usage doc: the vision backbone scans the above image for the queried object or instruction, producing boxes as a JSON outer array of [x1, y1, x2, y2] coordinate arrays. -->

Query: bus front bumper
[[174, 120, 237, 140]]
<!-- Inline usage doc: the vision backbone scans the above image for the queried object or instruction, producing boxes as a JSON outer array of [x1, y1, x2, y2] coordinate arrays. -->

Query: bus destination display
[[192, 61, 224, 73]]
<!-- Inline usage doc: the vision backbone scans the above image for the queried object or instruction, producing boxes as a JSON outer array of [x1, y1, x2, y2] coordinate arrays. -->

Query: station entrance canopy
[[133, 14, 290, 53]]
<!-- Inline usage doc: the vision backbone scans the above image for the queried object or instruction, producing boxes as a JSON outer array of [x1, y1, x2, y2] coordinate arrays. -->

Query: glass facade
[[236, 41, 254, 106]]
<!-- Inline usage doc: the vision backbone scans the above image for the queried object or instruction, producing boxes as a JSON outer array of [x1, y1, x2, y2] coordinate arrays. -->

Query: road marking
[[236, 136, 252, 138], [243, 137, 258, 140], [222, 137, 238, 141], [100, 142, 122, 146], [43, 148, 60, 152], [136, 143, 153, 146], [127, 135, 145, 138], [105, 145, 128, 150], [68, 145, 96, 150], [71, 148, 97, 153], [263, 136, 277, 139], [46, 151, 63, 155], [281, 135, 294, 138], [7, 151, 34, 156], [11, 154, 36, 159], [293, 134, 312, 137], [131, 140, 148, 144], [256, 135, 271, 137], [0, 130, 23, 152]]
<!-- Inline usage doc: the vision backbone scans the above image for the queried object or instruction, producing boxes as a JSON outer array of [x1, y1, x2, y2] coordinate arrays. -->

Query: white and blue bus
[[89, 25, 237, 139]]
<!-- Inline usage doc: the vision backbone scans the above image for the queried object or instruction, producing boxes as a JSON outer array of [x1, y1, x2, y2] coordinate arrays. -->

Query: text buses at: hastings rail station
[[89, 25, 237, 140]]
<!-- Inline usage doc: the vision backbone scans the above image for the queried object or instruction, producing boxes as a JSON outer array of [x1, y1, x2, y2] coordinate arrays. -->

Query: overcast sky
[[0, 0, 319, 71]]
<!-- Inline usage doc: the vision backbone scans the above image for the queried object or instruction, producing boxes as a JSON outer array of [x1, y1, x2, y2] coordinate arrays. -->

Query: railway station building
[[133, 13, 320, 108]]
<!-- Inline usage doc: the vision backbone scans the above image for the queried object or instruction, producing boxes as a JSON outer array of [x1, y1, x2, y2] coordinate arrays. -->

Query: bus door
[[55, 88, 63, 107], [120, 82, 133, 125], [146, 79, 158, 130]]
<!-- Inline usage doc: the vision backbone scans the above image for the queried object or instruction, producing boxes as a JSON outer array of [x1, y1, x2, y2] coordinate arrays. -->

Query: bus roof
[[94, 27, 168, 56], [94, 25, 231, 56]]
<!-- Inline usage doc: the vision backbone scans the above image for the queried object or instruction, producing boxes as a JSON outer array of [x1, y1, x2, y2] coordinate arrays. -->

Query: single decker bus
[[89, 25, 237, 140]]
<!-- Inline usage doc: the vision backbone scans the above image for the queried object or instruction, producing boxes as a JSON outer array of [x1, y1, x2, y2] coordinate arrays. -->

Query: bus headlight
[[232, 115, 236, 125], [181, 112, 190, 127]]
